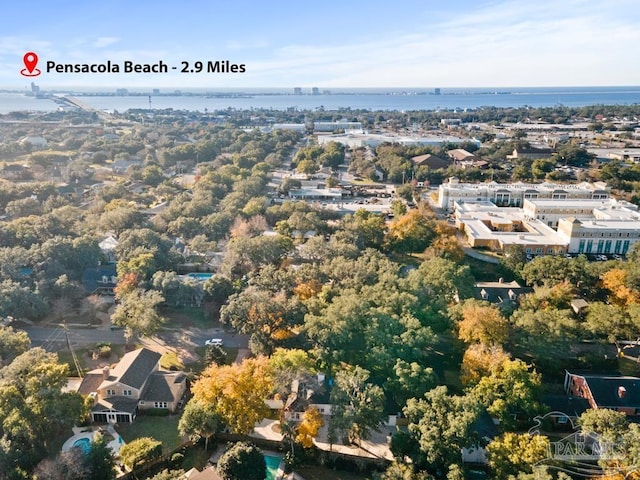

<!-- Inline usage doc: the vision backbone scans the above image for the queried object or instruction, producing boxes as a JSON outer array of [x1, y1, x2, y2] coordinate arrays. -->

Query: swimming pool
[[187, 273, 213, 281], [72, 437, 91, 454], [264, 454, 282, 480]]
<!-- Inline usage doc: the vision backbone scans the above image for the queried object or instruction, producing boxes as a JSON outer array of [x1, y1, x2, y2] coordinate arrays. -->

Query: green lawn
[[181, 445, 212, 471], [58, 344, 126, 375], [162, 305, 220, 329], [118, 414, 185, 454]]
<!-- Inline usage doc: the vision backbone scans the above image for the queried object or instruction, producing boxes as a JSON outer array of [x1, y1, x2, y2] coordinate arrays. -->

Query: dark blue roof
[[82, 265, 117, 293]]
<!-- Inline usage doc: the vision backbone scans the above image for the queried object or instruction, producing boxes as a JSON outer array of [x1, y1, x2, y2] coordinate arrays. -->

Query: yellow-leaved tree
[[601, 268, 640, 306], [191, 356, 273, 434], [296, 407, 324, 448], [457, 300, 510, 347]]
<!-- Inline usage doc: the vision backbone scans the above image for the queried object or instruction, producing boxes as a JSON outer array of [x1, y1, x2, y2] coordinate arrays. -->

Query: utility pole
[[63, 322, 83, 378]]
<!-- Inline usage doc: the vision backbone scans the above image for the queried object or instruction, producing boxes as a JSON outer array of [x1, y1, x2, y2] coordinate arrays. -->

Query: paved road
[[24, 325, 249, 352]]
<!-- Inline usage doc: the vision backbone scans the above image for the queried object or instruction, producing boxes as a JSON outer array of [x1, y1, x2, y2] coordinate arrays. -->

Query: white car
[[205, 338, 224, 347]]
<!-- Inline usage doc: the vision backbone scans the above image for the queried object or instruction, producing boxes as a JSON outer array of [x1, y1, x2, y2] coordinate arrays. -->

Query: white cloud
[[93, 37, 119, 48]]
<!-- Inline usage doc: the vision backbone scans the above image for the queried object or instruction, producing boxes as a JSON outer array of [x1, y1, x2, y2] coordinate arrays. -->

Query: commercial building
[[454, 201, 567, 255], [454, 196, 640, 256], [437, 178, 610, 212], [523, 198, 639, 228], [313, 121, 362, 132], [317, 132, 474, 149], [557, 217, 640, 255]]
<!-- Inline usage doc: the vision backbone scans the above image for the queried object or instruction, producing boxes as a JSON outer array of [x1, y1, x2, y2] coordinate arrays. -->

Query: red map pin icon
[[21, 52, 41, 77]]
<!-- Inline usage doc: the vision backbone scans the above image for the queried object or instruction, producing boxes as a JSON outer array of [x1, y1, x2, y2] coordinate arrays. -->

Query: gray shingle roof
[[142, 372, 187, 402], [112, 348, 162, 390]]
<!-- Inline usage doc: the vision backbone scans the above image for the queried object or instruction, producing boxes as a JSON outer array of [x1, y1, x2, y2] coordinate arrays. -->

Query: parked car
[[205, 338, 224, 347]]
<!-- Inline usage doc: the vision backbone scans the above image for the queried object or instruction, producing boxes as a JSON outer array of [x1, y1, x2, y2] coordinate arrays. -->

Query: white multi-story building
[[523, 198, 638, 228], [453, 196, 640, 256], [437, 178, 610, 212], [557, 217, 640, 255], [313, 121, 362, 132]]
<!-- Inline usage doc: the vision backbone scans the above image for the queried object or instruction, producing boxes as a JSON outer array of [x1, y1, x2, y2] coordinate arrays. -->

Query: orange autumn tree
[[457, 300, 510, 347], [191, 356, 273, 434]]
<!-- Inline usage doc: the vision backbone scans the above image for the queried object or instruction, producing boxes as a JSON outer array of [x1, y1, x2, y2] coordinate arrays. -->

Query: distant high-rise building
[[293, 87, 302, 95], [30, 82, 40, 95], [434, 88, 441, 95], [152, 88, 160, 95], [116, 88, 128, 96], [312, 87, 320, 95]]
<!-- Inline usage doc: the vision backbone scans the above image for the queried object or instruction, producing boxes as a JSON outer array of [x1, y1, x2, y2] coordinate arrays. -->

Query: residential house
[[20, 136, 48, 148], [539, 394, 590, 430], [78, 347, 187, 423], [111, 159, 143, 174], [98, 235, 119, 263], [82, 264, 117, 295], [564, 371, 640, 416], [448, 148, 480, 164], [462, 410, 499, 465], [506, 146, 555, 161], [0, 164, 30, 180], [473, 279, 532, 306], [411, 153, 449, 170]]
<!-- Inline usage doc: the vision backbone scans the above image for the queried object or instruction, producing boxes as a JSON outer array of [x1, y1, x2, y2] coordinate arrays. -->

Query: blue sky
[[2, 0, 639, 89]]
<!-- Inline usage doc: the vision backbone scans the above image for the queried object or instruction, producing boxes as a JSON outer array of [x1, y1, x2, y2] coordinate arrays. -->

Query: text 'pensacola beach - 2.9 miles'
[[45, 59, 246, 74]]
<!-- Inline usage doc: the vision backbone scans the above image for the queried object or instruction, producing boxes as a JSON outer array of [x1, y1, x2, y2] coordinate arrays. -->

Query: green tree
[[141, 164, 165, 186], [217, 442, 266, 480], [111, 288, 167, 343], [486, 433, 550, 479], [178, 400, 222, 451], [500, 244, 527, 277], [403, 386, 480, 475], [407, 257, 475, 304], [0, 348, 85, 477], [0, 326, 30, 365], [84, 431, 117, 480], [470, 358, 541, 430], [119, 437, 162, 470], [578, 408, 628, 443], [329, 366, 385, 446], [512, 308, 578, 363], [221, 287, 305, 355]]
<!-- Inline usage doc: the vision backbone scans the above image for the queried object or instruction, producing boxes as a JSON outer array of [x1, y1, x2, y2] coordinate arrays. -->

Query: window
[[557, 415, 568, 425], [526, 248, 532, 253], [623, 240, 631, 254], [615, 240, 622, 254], [604, 240, 612, 254], [535, 248, 542, 254], [578, 239, 585, 253], [586, 240, 593, 253], [123, 389, 132, 396], [154, 402, 168, 409], [106, 389, 116, 396], [547, 248, 553, 254]]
